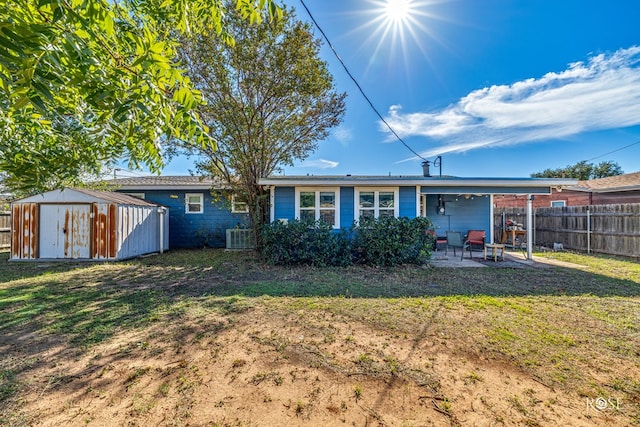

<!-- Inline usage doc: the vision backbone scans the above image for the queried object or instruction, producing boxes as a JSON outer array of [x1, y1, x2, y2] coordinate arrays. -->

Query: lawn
[[1, 248, 639, 426]]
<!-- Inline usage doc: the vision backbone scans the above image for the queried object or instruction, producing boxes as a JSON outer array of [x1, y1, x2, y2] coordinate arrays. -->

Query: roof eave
[[258, 177, 579, 188], [111, 184, 226, 191]]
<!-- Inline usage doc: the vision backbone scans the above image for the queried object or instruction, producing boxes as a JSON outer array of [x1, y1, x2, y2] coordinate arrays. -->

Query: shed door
[[39, 204, 91, 259]]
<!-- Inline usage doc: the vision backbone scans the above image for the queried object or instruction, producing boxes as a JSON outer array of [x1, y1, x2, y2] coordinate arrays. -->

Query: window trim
[[354, 187, 399, 221], [231, 194, 249, 213], [550, 200, 566, 208], [185, 193, 204, 214], [294, 187, 340, 228]]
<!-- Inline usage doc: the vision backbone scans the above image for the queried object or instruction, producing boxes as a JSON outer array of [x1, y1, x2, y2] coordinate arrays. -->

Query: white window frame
[[550, 200, 566, 208], [185, 193, 204, 214], [231, 194, 249, 213], [354, 187, 399, 221], [294, 187, 340, 228]]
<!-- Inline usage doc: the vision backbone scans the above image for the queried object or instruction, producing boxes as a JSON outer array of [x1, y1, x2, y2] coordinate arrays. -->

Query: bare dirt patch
[[6, 304, 633, 427]]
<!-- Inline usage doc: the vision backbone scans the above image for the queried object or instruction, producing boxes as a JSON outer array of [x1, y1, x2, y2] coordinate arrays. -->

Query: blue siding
[[399, 186, 418, 218], [270, 185, 490, 240], [340, 187, 354, 228], [118, 190, 249, 248], [274, 187, 295, 222], [426, 194, 491, 238]]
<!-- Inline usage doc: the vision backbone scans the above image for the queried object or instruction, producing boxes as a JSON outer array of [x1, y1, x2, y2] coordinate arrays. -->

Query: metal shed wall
[[11, 189, 168, 261], [116, 204, 169, 260]]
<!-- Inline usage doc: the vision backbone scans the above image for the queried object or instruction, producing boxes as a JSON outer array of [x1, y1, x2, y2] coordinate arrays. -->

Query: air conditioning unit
[[226, 228, 255, 250]]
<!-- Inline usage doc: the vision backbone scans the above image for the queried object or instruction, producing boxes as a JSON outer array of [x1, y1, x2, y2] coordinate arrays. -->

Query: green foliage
[[173, 4, 346, 242], [260, 216, 435, 267], [0, 0, 279, 195], [352, 216, 435, 267], [261, 219, 352, 267], [531, 160, 623, 180]]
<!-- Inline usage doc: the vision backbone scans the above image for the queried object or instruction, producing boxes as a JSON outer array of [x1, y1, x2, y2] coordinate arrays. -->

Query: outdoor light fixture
[[437, 194, 446, 215]]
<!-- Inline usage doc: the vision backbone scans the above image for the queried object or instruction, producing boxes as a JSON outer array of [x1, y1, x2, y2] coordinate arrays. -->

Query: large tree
[[174, 4, 346, 237], [0, 0, 279, 195], [531, 160, 623, 180]]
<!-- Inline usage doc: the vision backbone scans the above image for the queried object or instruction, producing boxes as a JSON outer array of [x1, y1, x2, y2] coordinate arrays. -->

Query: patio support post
[[526, 194, 533, 260], [269, 186, 275, 223], [489, 194, 495, 244]]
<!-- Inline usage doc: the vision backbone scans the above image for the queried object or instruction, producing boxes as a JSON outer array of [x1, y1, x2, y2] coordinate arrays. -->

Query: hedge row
[[261, 216, 435, 267]]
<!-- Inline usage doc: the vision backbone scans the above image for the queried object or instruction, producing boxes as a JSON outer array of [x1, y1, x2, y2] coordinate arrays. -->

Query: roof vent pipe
[[422, 161, 431, 177]]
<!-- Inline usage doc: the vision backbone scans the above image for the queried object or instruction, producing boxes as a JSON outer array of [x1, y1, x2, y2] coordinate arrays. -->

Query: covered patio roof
[[258, 175, 578, 194], [417, 177, 578, 195]]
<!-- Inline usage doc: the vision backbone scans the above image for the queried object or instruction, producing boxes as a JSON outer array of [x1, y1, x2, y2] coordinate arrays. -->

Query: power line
[[584, 139, 640, 162], [298, 0, 427, 162]]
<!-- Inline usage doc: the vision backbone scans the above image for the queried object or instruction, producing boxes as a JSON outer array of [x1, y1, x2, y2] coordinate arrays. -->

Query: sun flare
[[355, 0, 442, 67], [383, 0, 412, 25]]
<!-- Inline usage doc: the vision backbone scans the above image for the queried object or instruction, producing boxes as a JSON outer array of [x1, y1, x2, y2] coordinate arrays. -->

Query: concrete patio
[[427, 249, 542, 268]]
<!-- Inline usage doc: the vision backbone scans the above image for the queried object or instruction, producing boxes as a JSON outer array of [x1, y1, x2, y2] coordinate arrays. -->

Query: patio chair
[[445, 231, 467, 260], [464, 230, 486, 259]]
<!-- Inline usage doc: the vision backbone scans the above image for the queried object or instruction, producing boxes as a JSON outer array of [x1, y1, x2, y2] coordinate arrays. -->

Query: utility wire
[[584, 139, 640, 162], [298, 0, 427, 162]]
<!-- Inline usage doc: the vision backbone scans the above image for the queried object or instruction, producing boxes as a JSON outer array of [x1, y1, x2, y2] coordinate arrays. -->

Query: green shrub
[[261, 219, 352, 266], [260, 216, 435, 267], [352, 216, 434, 266]]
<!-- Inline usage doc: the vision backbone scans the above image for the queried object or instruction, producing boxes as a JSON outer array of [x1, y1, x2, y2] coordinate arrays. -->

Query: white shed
[[11, 188, 169, 261]]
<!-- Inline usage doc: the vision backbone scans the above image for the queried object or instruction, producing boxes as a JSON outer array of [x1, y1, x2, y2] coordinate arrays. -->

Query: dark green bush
[[352, 216, 435, 266], [261, 216, 435, 267], [261, 219, 352, 266]]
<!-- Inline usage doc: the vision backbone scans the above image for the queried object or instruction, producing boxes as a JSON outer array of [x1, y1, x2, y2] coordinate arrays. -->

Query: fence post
[[526, 195, 533, 260], [587, 208, 591, 254]]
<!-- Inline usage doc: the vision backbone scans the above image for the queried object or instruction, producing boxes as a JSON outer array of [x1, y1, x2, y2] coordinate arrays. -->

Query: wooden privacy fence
[[494, 204, 640, 258], [0, 212, 9, 248]]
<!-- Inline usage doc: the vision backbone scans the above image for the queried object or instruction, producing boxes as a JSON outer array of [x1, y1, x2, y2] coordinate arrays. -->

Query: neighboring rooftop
[[575, 171, 640, 192]]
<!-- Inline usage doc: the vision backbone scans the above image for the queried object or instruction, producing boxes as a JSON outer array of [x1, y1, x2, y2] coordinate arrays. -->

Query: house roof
[[15, 188, 162, 207], [105, 175, 227, 191], [258, 175, 578, 190], [574, 171, 640, 193]]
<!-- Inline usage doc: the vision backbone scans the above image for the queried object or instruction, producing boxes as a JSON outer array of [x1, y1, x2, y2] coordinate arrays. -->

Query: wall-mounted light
[[437, 195, 445, 215]]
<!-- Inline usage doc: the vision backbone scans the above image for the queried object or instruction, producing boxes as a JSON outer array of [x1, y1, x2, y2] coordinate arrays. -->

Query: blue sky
[[160, 0, 640, 179]]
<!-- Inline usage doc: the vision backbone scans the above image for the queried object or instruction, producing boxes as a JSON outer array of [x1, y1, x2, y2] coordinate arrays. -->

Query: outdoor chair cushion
[[465, 230, 486, 246]]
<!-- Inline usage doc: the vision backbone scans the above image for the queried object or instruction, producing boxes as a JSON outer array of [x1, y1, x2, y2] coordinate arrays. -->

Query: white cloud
[[332, 126, 353, 145], [383, 46, 640, 160], [299, 159, 340, 169]]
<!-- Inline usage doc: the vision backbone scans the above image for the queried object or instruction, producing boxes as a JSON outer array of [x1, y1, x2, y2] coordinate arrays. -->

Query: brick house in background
[[494, 171, 640, 208]]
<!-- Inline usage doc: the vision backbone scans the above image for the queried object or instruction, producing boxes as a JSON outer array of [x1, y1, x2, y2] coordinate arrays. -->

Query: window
[[355, 188, 398, 220], [295, 188, 340, 228], [185, 193, 203, 214], [231, 195, 249, 213], [550, 200, 566, 208]]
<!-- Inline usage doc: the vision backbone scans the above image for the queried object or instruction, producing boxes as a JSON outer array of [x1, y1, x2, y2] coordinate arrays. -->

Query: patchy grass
[[1, 248, 639, 425]]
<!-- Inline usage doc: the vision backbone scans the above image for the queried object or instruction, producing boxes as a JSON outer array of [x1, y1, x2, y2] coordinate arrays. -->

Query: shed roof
[[14, 188, 162, 207]]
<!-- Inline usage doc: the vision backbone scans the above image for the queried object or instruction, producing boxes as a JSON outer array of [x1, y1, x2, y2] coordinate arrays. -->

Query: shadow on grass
[[0, 251, 104, 283], [205, 266, 640, 298], [1, 248, 638, 353], [2, 249, 639, 346], [104, 249, 640, 299], [0, 248, 639, 421]]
